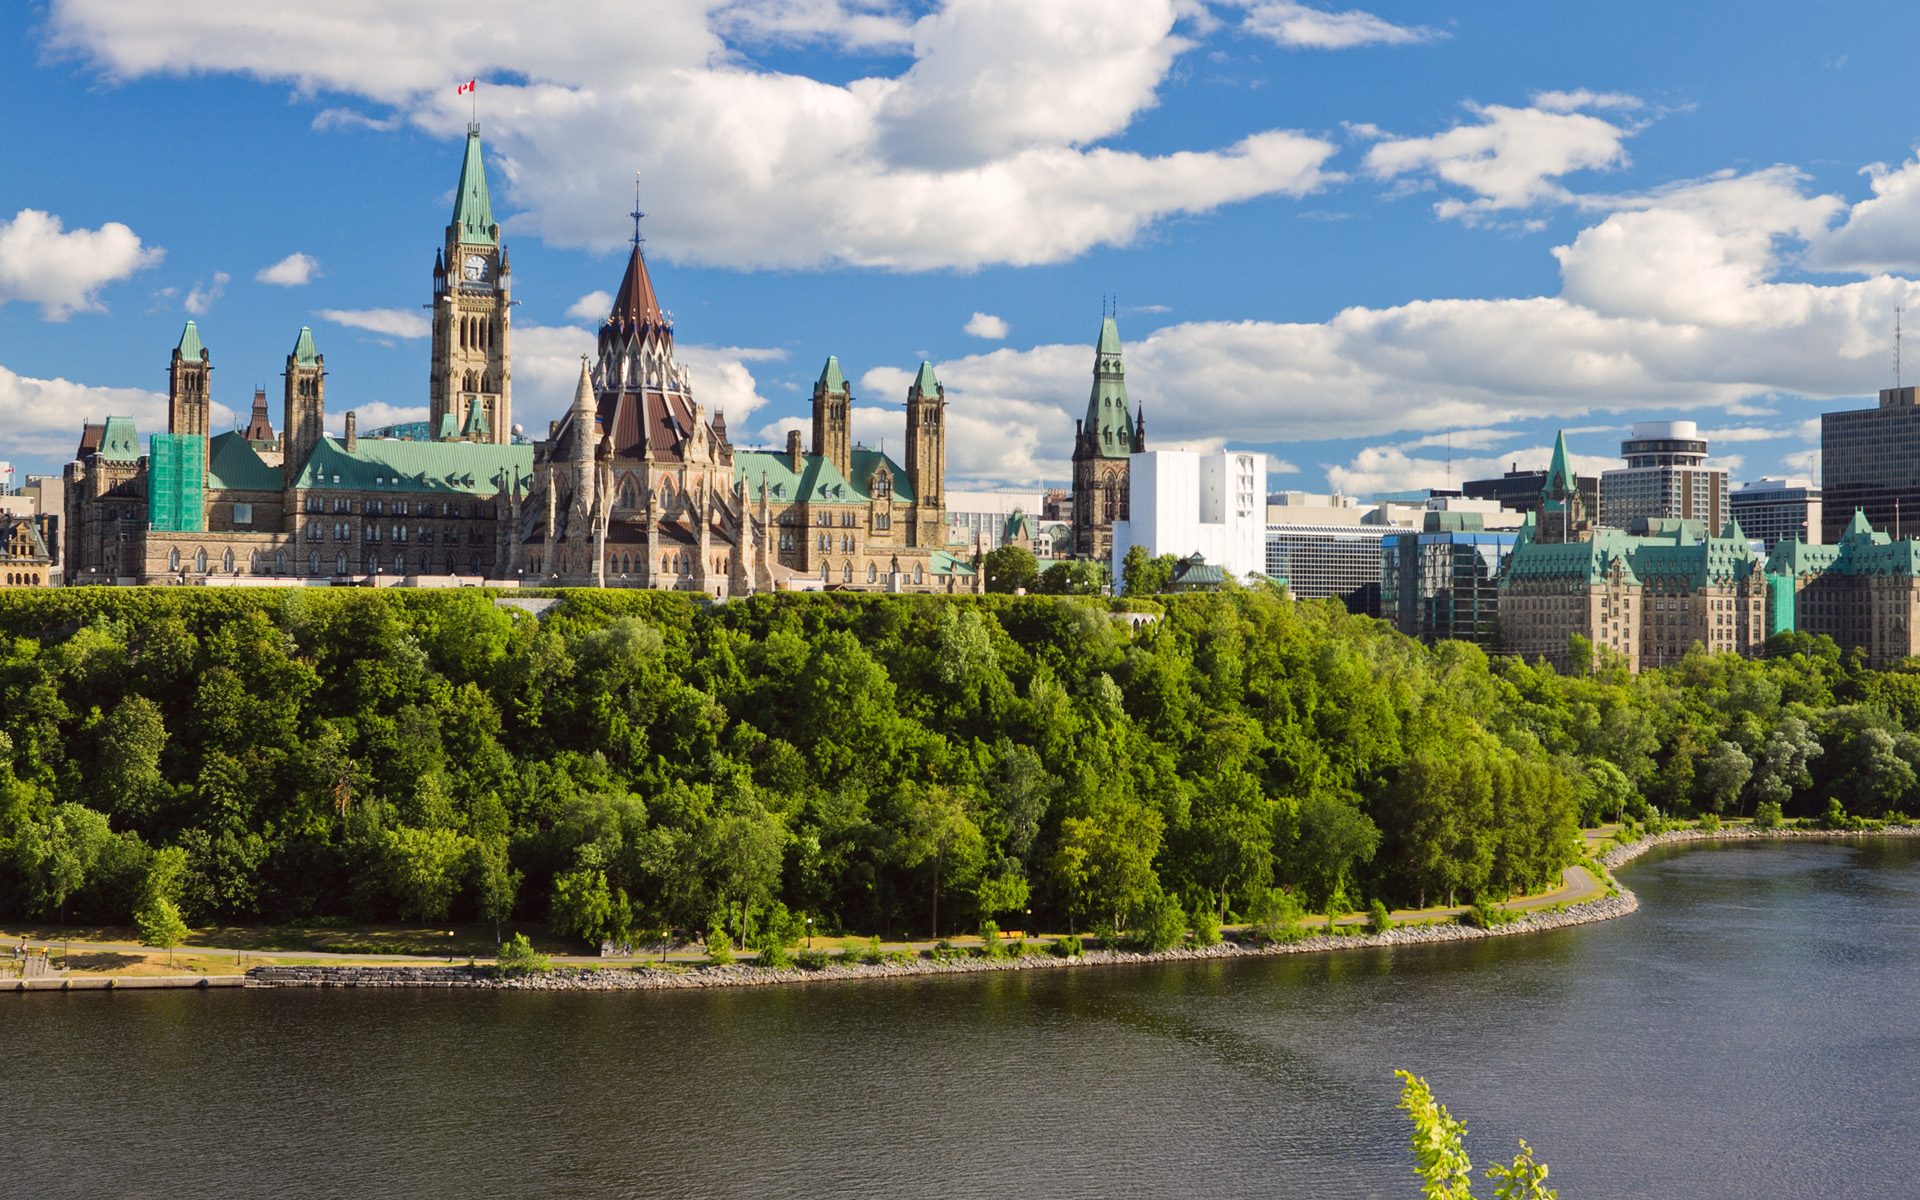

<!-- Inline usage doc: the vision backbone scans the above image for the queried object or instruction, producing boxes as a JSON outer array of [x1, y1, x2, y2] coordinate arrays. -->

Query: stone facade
[[1, 513, 56, 587], [1768, 509, 1920, 668]]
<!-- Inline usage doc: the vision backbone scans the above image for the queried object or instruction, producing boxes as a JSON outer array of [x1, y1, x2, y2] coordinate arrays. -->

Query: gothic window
[[914, 563, 924, 585], [310, 551, 320, 574], [866, 562, 877, 584], [842, 562, 853, 583], [817, 511, 829, 527], [195, 549, 207, 573], [874, 474, 891, 499], [276, 551, 287, 573], [822, 561, 831, 583], [168, 548, 180, 571], [662, 554, 672, 574], [875, 513, 891, 530], [223, 549, 235, 573]]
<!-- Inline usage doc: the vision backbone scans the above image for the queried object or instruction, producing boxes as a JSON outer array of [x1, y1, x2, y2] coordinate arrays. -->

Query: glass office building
[[1381, 515, 1518, 648]]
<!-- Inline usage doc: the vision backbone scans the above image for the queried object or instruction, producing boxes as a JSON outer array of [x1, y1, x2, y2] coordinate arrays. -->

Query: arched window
[[914, 563, 924, 585], [842, 562, 853, 583], [662, 554, 673, 574], [223, 548, 235, 574], [866, 562, 877, 584], [168, 548, 181, 571], [821, 561, 831, 583], [309, 551, 319, 574], [336, 552, 348, 574], [393, 552, 405, 574], [194, 549, 207, 573]]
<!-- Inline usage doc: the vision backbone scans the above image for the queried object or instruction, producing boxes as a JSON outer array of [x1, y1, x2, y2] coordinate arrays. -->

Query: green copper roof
[[206, 431, 281, 491], [818, 356, 847, 392], [462, 397, 488, 438], [175, 320, 206, 362], [452, 127, 496, 246], [293, 435, 531, 496], [735, 446, 913, 505], [1083, 316, 1133, 460], [912, 361, 940, 395], [291, 326, 319, 366], [1839, 508, 1879, 545], [1505, 521, 1763, 591], [930, 549, 976, 577], [99, 416, 141, 462], [1541, 430, 1576, 512]]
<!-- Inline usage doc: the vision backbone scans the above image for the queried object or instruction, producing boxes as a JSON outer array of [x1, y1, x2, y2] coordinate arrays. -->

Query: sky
[[7, 0, 1920, 498]]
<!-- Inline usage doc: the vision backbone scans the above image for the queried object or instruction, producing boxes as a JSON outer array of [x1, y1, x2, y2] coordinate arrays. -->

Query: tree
[[550, 866, 614, 946], [1281, 790, 1380, 910], [380, 826, 470, 923], [895, 784, 984, 939], [1121, 545, 1176, 596], [1692, 740, 1752, 815], [1396, 1070, 1558, 1200], [982, 544, 1040, 594], [471, 837, 521, 945], [1050, 794, 1163, 933], [1037, 560, 1109, 595], [134, 895, 189, 967]]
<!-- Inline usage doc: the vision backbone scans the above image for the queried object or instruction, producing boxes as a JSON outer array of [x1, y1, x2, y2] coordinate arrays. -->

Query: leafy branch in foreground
[[1395, 1070, 1557, 1200]]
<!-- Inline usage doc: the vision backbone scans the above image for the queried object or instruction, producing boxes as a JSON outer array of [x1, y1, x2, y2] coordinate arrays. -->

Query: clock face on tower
[[462, 253, 488, 283]]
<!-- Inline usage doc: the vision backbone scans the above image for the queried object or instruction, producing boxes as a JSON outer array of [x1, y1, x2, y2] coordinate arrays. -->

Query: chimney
[[712, 408, 729, 444], [344, 410, 358, 452], [787, 428, 803, 472]]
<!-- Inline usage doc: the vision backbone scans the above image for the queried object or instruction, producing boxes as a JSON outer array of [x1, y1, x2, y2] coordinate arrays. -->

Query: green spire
[[819, 355, 847, 393], [912, 361, 940, 394], [291, 326, 319, 365], [1540, 430, 1576, 512], [451, 125, 496, 245], [1083, 316, 1133, 459], [175, 320, 206, 361]]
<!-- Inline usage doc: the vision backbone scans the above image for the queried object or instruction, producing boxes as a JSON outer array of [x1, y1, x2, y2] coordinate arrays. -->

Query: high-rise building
[[1599, 421, 1728, 533], [1730, 477, 1821, 554], [1821, 386, 1920, 543], [1463, 463, 1600, 522], [1381, 512, 1518, 649], [1264, 525, 1393, 614], [1112, 449, 1266, 585]]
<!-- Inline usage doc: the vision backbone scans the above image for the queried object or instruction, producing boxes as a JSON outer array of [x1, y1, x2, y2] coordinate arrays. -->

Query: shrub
[[1190, 907, 1222, 948], [1753, 801, 1783, 830], [1249, 887, 1307, 943], [1821, 797, 1855, 831], [1696, 813, 1721, 833], [1368, 900, 1394, 935], [1130, 889, 1188, 953], [758, 940, 793, 968], [1458, 900, 1514, 930], [795, 948, 830, 971], [881, 950, 917, 965], [928, 939, 967, 963], [979, 920, 1005, 959], [705, 923, 734, 965], [1049, 935, 1083, 958], [495, 933, 551, 977]]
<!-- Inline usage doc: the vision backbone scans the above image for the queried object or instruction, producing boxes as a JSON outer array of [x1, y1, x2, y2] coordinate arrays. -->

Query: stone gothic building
[[521, 236, 970, 594], [1070, 316, 1146, 561]]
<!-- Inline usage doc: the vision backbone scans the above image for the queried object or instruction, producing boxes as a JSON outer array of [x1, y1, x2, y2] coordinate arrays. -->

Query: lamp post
[[446, 930, 456, 963], [806, 916, 813, 950], [1025, 907, 1032, 943]]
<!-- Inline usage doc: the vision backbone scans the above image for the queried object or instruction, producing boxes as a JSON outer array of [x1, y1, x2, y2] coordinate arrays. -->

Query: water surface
[[5, 839, 1918, 1198]]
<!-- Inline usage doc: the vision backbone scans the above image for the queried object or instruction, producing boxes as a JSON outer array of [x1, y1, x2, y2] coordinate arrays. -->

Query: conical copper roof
[[605, 243, 669, 337]]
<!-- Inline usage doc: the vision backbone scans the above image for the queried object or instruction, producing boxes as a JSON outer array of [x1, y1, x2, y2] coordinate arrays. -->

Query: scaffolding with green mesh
[[148, 434, 207, 532]]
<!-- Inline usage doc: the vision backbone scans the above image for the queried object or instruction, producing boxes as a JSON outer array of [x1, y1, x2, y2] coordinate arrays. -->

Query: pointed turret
[[1536, 429, 1588, 545], [607, 242, 669, 338], [175, 320, 206, 363], [1543, 430, 1576, 500], [291, 326, 319, 367], [451, 125, 496, 245], [1081, 316, 1134, 460], [906, 360, 946, 521], [812, 355, 852, 478], [283, 327, 325, 483], [911, 360, 941, 397], [568, 356, 595, 461]]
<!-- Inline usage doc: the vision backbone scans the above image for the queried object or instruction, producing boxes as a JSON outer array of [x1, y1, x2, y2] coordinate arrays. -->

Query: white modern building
[[1730, 477, 1821, 553], [945, 489, 1048, 554], [1112, 449, 1267, 583]]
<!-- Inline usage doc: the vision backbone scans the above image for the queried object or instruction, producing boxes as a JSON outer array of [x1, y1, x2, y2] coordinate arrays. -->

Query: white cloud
[[46, 0, 1337, 271], [565, 290, 613, 320], [327, 402, 429, 435], [1531, 89, 1644, 113], [0, 208, 163, 320], [184, 271, 230, 315], [319, 307, 431, 338], [1806, 156, 1920, 274], [0, 362, 233, 461], [1363, 100, 1637, 220], [1327, 443, 1619, 497], [255, 252, 319, 286], [964, 311, 1008, 339], [711, 0, 913, 51], [1397, 428, 1518, 452], [1238, 2, 1442, 50]]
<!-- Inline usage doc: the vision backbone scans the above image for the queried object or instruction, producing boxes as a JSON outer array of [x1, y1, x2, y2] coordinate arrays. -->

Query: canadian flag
[[457, 79, 476, 95]]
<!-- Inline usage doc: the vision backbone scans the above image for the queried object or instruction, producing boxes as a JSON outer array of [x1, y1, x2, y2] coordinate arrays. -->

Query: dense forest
[[0, 587, 1908, 947]]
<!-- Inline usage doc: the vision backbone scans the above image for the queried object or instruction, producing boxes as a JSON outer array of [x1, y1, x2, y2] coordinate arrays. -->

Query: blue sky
[[7, 0, 1920, 497]]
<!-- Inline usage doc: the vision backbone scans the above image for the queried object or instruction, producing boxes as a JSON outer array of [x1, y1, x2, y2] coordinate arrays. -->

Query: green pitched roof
[[818, 356, 847, 393], [930, 549, 976, 576], [1084, 316, 1133, 460], [294, 435, 531, 496], [462, 397, 488, 438], [735, 446, 913, 505], [291, 326, 319, 366], [1541, 430, 1576, 512], [452, 126, 496, 245], [99, 416, 141, 462], [912, 361, 940, 395], [175, 320, 206, 361], [206, 431, 281, 491]]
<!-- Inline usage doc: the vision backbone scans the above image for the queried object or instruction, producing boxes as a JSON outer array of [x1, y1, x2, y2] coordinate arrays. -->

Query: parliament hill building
[[1070, 316, 1147, 561], [61, 125, 970, 594]]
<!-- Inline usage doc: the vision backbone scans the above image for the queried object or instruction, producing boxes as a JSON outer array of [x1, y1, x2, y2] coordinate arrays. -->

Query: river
[[5, 838, 1919, 1199]]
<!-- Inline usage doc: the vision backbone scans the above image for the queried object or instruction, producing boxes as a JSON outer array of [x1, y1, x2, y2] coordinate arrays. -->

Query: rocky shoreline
[[1596, 822, 1920, 872], [245, 891, 1642, 992]]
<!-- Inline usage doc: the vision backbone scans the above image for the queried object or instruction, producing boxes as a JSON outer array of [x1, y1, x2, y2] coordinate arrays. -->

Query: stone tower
[[1538, 430, 1589, 545], [811, 356, 852, 479], [1071, 315, 1142, 561], [282, 326, 325, 486], [906, 360, 946, 547], [429, 124, 512, 444], [167, 320, 212, 439]]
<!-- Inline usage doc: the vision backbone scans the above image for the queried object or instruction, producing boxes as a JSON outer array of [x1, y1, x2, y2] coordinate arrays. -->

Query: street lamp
[[806, 916, 813, 950], [1025, 907, 1032, 942], [446, 930, 456, 962]]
